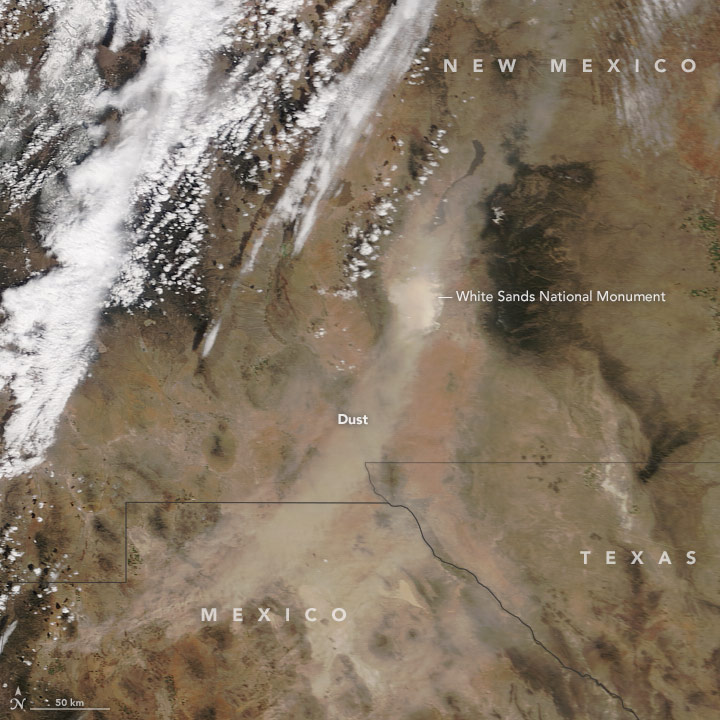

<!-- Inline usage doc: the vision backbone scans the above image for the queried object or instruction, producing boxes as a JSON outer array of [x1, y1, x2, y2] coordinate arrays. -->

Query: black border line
[[12, 501, 385, 585], [14, 461, 715, 585], [12, 461, 714, 718], [362, 460, 720, 720]]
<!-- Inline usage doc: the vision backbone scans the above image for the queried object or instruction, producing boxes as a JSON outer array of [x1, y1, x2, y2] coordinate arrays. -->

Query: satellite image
[[0, 0, 719, 718]]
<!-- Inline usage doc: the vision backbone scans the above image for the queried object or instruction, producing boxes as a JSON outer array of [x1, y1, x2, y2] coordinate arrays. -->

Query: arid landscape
[[1, 0, 720, 718]]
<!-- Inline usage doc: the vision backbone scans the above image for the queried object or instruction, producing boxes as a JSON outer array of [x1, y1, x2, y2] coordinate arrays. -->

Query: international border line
[[17, 460, 711, 718], [364, 461, 642, 720], [12, 501, 385, 585]]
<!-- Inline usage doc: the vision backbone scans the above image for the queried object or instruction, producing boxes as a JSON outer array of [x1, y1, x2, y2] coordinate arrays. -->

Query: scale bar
[[30, 709, 110, 712]]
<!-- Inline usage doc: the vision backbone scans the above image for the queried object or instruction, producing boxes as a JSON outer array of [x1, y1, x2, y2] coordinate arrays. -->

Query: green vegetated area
[[686, 211, 720, 331], [127, 543, 143, 575]]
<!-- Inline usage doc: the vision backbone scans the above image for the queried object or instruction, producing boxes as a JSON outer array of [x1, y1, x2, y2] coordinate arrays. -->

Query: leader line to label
[[438, 296, 453, 299]]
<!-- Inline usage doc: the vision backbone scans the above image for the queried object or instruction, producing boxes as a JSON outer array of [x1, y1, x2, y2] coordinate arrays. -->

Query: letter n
[[443, 59, 458, 73]]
